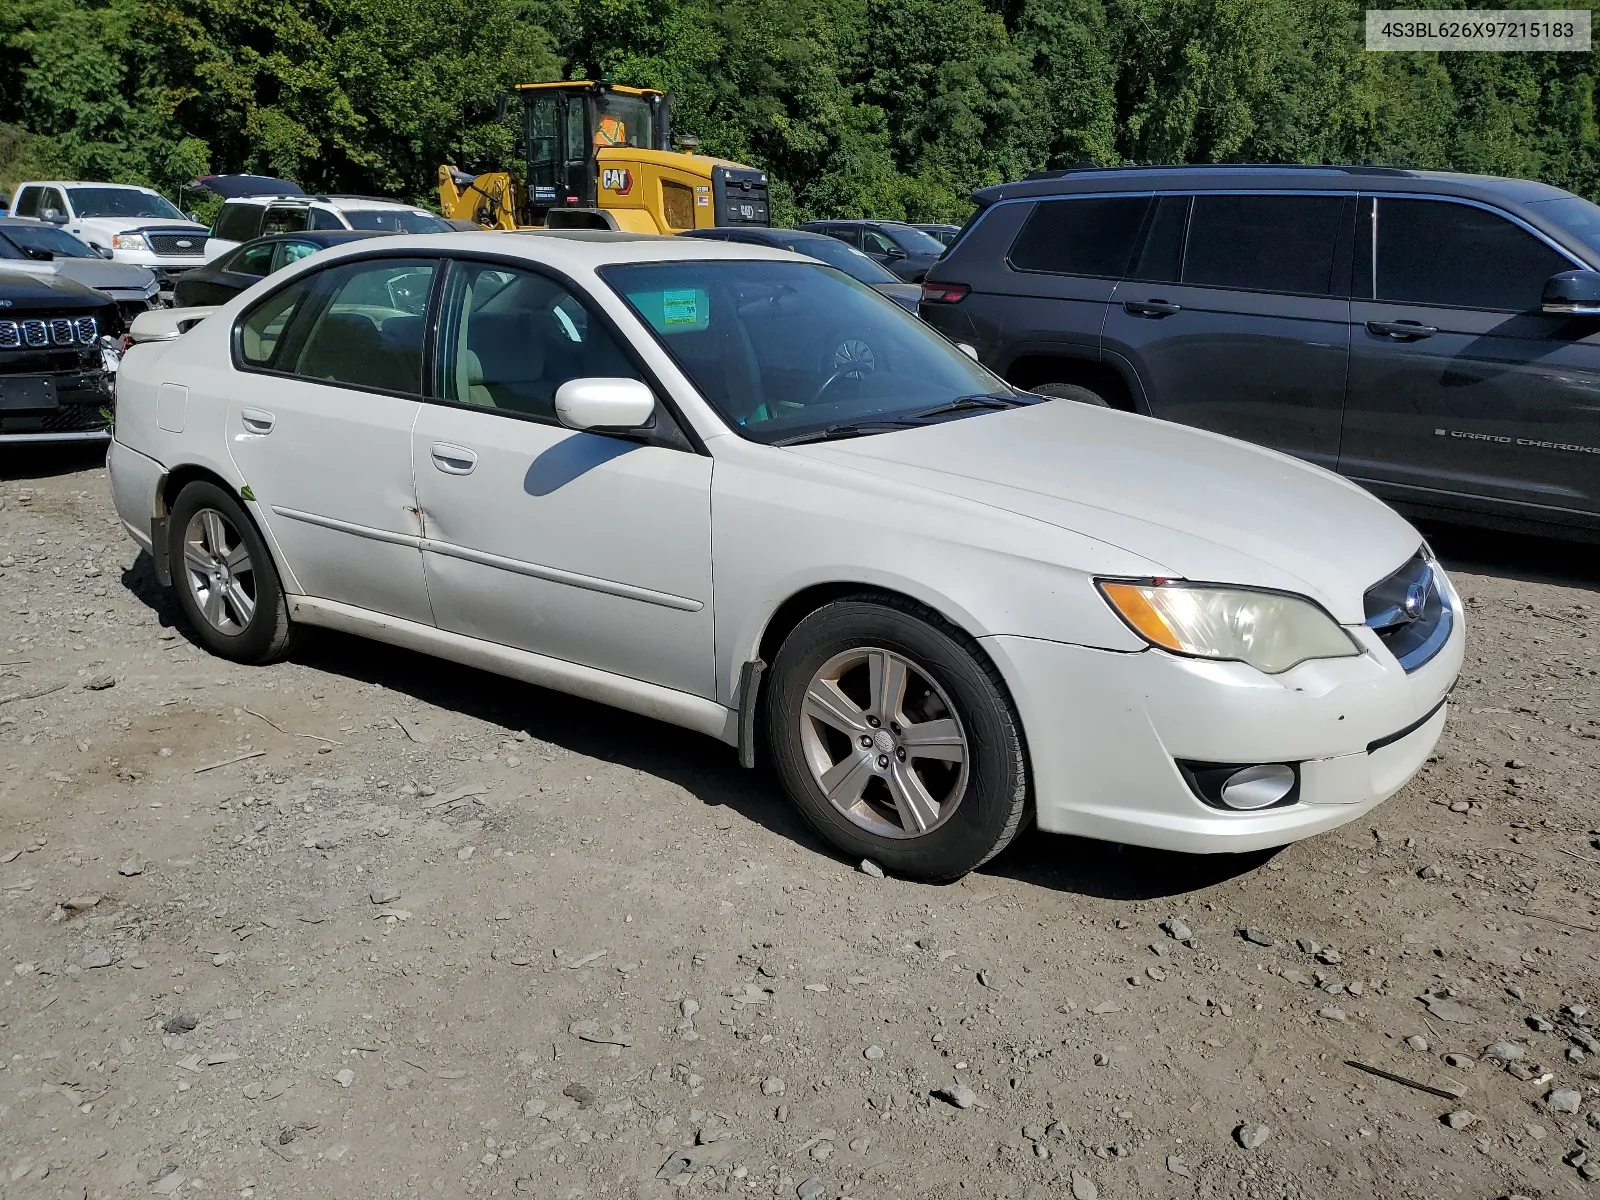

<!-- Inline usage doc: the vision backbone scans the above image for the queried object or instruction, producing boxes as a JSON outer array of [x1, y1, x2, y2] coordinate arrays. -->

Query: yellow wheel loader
[[439, 82, 771, 234]]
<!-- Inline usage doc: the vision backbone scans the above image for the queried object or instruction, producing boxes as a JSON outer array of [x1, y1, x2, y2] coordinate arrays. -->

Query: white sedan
[[106, 232, 1463, 881]]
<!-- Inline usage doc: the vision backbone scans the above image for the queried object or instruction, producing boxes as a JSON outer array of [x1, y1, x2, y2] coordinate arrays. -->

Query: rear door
[[1341, 195, 1600, 526], [1103, 192, 1354, 469]]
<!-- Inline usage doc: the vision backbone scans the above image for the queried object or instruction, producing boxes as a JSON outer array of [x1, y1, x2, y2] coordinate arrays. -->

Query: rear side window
[[1375, 198, 1571, 311], [213, 202, 261, 244], [288, 258, 436, 393], [261, 206, 309, 236], [1009, 196, 1152, 278], [308, 207, 346, 231], [12, 187, 40, 218], [237, 278, 311, 367], [1183, 195, 1344, 295]]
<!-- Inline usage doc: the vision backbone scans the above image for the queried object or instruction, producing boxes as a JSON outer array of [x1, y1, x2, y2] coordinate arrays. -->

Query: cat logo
[[601, 168, 633, 196]]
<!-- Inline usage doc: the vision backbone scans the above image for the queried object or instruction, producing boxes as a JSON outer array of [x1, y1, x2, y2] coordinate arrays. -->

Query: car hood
[[76, 217, 208, 235], [49, 258, 157, 295], [790, 401, 1421, 623], [0, 268, 117, 312], [873, 282, 921, 312]]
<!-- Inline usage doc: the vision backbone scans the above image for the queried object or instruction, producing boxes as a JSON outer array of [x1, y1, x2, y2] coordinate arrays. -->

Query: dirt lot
[[0, 447, 1596, 1200]]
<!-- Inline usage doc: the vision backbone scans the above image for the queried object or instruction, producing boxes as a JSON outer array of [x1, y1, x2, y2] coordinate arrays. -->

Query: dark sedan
[[795, 219, 947, 282], [678, 226, 922, 312], [173, 230, 383, 307]]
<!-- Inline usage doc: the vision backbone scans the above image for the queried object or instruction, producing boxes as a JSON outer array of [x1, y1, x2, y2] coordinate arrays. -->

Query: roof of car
[[973, 164, 1577, 206], [19, 181, 163, 192], [681, 227, 838, 245], [300, 229, 805, 273], [226, 194, 435, 210]]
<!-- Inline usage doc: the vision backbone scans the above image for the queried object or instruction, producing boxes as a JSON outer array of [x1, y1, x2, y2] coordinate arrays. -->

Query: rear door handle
[[1123, 299, 1181, 317], [430, 442, 477, 475], [1367, 319, 1438, 341], [240, 408, 275, 434]]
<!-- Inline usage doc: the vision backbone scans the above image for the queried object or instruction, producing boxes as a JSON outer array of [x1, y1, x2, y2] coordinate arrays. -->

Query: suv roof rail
[[1020, 162, 1420, 181], [309, 194, 421, 206]]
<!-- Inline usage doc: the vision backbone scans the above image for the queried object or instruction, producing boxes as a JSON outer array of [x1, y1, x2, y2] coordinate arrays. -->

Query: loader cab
[[520, 83, 671, 225]]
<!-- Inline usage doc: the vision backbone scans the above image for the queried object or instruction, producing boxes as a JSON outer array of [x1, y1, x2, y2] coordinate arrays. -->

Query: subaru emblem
[[1402, 581, 1428, 621]]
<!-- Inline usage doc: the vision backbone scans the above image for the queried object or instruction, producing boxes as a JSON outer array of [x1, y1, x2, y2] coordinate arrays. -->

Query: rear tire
[[766, 596, 1029, 882], [168, 481, 297, 664], [1029, 381, 1110, 407]]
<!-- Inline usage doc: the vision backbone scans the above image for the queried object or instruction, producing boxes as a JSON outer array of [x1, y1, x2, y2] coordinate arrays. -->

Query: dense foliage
[[3, 0, 1598, 223]]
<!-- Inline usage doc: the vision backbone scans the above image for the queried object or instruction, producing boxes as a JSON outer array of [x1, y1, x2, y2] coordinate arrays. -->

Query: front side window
[[1183, 194, 1345, 295], [882, 224, 946, 256], [232, 242, 276, 277], [860, 229, 898, 256], [261, 206, 310, 236], [603, 259, 1015, 444], [63, 187, 183, 219], [342, 209, 450, 233], [277, 240, 323, 269], [1009, 196, 1152, 278], [1376, 198, 1571, 310], [243, 258, 436, 392], [41, 188, 67, 218], [437, 260, 641, 421]]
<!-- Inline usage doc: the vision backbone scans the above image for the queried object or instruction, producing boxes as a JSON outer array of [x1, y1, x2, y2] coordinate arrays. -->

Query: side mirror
[[555, 377, 657, 432], [94, 245, 113, 259], [883, 245, 906, 260], [42, 209, 68, 225], [184, 211, 200, 223], [956, 343, 979, 360], [1542, 269, 1600, 316]]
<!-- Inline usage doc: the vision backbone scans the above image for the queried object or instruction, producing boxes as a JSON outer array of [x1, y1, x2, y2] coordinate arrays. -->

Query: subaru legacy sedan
[[106, 232, 1463, 881]]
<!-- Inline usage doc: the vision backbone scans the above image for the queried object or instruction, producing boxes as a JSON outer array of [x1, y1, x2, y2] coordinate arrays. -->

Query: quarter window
[[283, 258, 436, 392], [1375, 198, 1570, 311], [437, 261, 642, 421], [1183, 194, 1345, 295], [1009, 197, 1152, 278]]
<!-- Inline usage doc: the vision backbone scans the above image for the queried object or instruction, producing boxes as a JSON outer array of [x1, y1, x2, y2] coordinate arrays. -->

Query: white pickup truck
[[8, 181, 210, 301]]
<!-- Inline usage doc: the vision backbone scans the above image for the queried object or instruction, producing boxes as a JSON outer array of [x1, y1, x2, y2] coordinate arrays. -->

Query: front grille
[[0, 317, 98, 349], [1364, 550, 1452, 673], [146, 233, 206, 256]]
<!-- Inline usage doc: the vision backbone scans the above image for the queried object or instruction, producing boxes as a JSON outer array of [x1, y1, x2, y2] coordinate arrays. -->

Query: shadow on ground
[[0, 443, 107, 482], [1419, 519, 1600, 591]]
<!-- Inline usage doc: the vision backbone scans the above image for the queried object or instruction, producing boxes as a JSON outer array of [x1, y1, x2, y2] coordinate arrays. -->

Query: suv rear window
[[1009, 197, 1152, 278], [1183, 194, 1345, 296], [213, 202, 262, 244]]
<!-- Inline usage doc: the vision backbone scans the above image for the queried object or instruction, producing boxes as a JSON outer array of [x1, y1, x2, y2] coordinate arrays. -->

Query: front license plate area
[[0, 376, 59, 411]]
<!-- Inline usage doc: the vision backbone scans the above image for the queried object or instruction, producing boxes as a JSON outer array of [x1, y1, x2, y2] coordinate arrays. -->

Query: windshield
[[65, 187, 185, 219], [594, 93, 656, 150], [1527, 195, 1600, 259], [781, 236, 900, 285], [342, 209, 451, 233], [0, 225, 97, 259], [883, 224, 947, 256], [603, 260, 1014, 444]]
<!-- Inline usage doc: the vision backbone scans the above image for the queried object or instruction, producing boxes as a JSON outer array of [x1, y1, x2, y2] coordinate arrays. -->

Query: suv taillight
[[920, 282, 969, 304]]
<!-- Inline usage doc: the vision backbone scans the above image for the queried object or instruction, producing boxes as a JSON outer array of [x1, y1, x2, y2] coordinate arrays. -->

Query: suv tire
[[1029, 381, 1110, 407], [168, 481, 297, 664], [766, 595, 1029, 882]]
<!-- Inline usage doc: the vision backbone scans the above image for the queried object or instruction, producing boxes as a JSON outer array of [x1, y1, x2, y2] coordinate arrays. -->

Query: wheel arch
[[1002, 352, 1143, 413], [159, 464, 301, 595]]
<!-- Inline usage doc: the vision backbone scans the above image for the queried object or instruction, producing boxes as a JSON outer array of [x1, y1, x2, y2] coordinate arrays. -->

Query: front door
[[412, 258, 715, 697], [1102, 192, 1354, 469], [223, 254, 437, 622], [1341, 195, 1600, 527]]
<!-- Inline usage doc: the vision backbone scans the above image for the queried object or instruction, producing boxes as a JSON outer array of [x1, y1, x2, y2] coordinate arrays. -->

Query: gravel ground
[[0, 447, 1596, 1200]]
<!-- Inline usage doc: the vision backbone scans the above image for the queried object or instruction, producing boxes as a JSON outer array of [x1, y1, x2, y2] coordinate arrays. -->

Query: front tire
[[1029, 381, 1110, 407], [767, 596, 1029, 882], [168, 481, 296, 664]]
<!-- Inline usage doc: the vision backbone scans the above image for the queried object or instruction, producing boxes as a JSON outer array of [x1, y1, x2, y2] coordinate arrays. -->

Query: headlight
[[1097, 580, 1361, 674], [112, 233, 149, 252]]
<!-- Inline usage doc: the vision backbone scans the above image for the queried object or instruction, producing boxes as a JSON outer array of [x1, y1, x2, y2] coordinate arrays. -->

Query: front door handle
[[240, 408, 275, 434], [1124, 298, 1181, 317], [430, 442, 477, 475], [1367, 319, 1438, 341]]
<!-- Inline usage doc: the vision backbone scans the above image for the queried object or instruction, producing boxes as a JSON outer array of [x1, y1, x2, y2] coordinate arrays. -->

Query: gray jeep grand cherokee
[[920, 165, 1600, 540]]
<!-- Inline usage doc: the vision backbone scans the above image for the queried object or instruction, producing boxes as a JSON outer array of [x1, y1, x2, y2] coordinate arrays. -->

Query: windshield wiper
[[769, 418, 925, 446], [909, 393, 1034, 421]]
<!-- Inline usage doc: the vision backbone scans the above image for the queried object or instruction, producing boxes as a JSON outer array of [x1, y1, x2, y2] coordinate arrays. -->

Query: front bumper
[[984, 589, 1464, 854]]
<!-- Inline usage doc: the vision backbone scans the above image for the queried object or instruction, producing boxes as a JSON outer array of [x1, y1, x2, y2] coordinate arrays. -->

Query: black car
[[920, 164, 1600, 540], [173, 230, 383, 307], [679, 226, 922, 312], [797, 219, 946, 282], [0, 271, 119, 444]]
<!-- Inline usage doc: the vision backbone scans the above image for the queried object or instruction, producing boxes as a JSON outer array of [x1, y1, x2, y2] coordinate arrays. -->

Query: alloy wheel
[[182, 508, 257, 635], [799, 646, 969, 838]]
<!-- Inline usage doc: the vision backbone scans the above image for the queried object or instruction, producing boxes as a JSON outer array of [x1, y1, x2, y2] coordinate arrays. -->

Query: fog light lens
[[1218, 764, 1297, 810]]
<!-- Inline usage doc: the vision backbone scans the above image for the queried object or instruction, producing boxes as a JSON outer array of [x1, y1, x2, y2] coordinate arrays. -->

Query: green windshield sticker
[[628, 288, 711, 334], [662, 289, 699, 326]]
